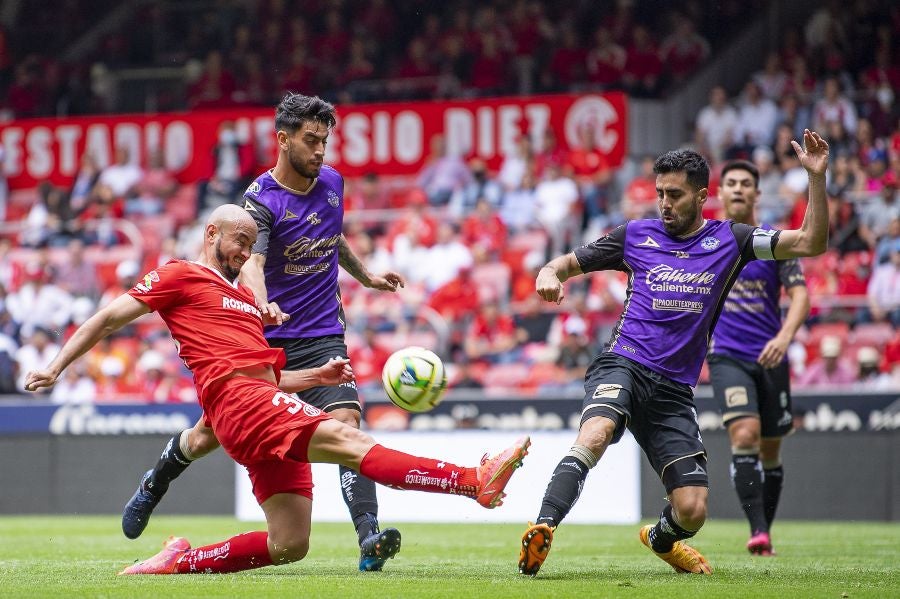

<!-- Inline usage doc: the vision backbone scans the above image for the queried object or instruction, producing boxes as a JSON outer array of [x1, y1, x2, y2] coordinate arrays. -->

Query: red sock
[[175, 531, 273, 574], [359, 444, 479, 497]]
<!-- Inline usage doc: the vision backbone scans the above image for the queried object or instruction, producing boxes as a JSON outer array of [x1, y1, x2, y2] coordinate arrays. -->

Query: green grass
[[0, 517, 897, 598]]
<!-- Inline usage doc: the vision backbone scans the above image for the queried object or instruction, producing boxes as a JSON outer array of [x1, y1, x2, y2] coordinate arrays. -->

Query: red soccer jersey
[[127, 260, 285, 404]]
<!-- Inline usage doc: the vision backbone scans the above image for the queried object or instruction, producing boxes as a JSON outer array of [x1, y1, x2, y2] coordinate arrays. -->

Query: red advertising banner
[[0, 92, 627, 190]]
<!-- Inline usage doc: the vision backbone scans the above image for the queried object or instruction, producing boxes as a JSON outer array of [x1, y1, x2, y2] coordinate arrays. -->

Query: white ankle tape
[[178, 429, 195, 461], [567, 445, 598, 469]]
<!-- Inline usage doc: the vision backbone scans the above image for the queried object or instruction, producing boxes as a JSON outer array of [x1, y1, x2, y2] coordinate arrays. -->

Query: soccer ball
[[381, 346, 448, 413]]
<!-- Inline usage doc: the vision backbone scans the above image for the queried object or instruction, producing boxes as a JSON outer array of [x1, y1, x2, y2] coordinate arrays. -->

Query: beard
[[662, 201, 701, 236], [287, 142, 321, 179], [215, 238, 241, 280]]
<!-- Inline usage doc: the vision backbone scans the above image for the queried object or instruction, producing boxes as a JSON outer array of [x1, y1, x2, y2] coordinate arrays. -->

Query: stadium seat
[[471, 262, 511, 305]]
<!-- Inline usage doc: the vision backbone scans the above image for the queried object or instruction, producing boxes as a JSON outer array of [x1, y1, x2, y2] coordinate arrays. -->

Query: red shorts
[[202, 376, 332, 502]]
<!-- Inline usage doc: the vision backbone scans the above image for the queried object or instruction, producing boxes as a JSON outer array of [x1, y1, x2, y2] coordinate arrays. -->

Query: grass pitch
[[0, 516, 897, 598]]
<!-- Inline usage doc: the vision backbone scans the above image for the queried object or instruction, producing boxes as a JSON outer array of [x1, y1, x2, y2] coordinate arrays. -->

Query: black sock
[[145, 432, 192, 497], [762, 465, 784, 529], [339, 465, 380, 544], [731, 454, 768, 534], [535, 455, 590, 528], [648, 504, 696, 553]]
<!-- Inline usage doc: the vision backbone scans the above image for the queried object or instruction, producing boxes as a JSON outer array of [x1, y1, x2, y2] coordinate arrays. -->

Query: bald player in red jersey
[[24, 204, 530, 575]]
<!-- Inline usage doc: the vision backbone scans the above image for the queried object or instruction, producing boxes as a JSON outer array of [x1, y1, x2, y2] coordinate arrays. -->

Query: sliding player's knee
[[268, 532, 310, 564]]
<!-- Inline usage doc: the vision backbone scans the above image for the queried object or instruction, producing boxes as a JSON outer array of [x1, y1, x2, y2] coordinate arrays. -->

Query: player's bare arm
[[773, 129, 830, 259], [337, 234, 405, 291], [24, 294, 150, 391], [239, 253, 289, 325], [280, 357, 355, 393], [536, 252, 583, 305], [757, 283, 810, 369]]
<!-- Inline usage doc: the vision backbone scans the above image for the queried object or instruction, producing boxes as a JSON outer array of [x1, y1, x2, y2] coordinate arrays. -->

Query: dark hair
[[275, 92, 336, 133], [653, 149, 709, 190], [720, 159, 759, 188]]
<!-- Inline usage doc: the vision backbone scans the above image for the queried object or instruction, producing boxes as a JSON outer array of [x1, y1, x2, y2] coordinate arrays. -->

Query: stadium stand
[[1, 0, 898, 400]]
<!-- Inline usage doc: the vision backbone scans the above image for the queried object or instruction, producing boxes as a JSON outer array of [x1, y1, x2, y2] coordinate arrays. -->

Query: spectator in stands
[[14, 327, 59, 394], [450, 158, 503, 217], [796, 335, 856, 387], [129, 149, 178, 216], [386, 189, 438, 249], [875, 216, 900, 264], [620, 155, 658, 221], [20, 182, 68, 248], [187, 50, 236, 109], [97, 146, 143, 201], [622, 24, 662, 97], [854, 346, 892, 390], [498, 135, 533, 193], [68, 152, 101, 217], [534, 161, 580, 259], [99, 260, 140, 309], [585, 26, 625, 90], [500, 168, 539, 234], [421, 222, 474, 292], [462, 197, 508, 261], [533, 128, 569, 179], [750, 146, 786, 224], [199, 120, 254, 213], [416, 134, 473, 206], [859, 171, 900, 249], [544, 26, 586, 92], [812, 77, 858, 136], [827, 190, 868, 256], [554, 317, 594, 384], [55, 238, 100, 299], [467, 32, 509, 96], [6, 262, 71, 339], [464, 297, 519, 364], [776, 92, 812, 141], [658, 12, 710, 83], [428, 265, 480, 329], [695, 86, 739, 165], [732, 81, 778, 156], [753, 52, 788, 101], [344, 172, 388, 214], [568, 123, 614, 231], [866, 238, 900, 326], [50, 362, 96, 403]]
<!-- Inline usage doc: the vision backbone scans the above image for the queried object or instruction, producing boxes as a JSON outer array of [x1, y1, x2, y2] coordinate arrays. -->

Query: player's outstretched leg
[[119, 536, 191, 575], [122, 431, 196, 539], [353, 435, 530, 507], [120, 531, 277, 575]]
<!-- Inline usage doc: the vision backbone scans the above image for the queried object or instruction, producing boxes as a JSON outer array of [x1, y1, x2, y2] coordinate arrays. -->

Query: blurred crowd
[[0, 0, 754, 117], [1, 0, 899, 402]]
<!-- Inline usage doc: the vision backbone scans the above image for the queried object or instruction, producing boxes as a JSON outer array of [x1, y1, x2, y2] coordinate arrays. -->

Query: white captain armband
[[751, 228, 778, 260]]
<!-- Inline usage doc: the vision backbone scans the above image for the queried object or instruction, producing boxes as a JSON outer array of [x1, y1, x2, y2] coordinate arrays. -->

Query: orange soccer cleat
[[474, 436, 531, 508], [518, 522, 554, 576], [118, 536, 190, 575]]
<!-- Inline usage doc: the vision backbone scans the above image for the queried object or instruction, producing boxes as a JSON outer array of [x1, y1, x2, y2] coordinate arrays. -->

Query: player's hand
[[367, 271, 405, 292], [319, 357, 354, 386], [258, 301, 290, 326], [24, 369, 58, 392], [791, 129, 829, 177], [536, 267, 565, 304], [757, 336, 790, 369]]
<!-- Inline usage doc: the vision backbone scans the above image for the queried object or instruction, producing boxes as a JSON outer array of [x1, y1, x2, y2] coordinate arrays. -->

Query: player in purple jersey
[[518, 130, 829, 577], [708, 160, 810, 556], [122, 94, 408, 572]]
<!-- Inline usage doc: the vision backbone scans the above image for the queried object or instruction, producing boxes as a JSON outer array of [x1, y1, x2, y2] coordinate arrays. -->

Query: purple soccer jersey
[[243, 166, 346, 340], [574, 219, 779, 385], [709, 254, 805, 363]]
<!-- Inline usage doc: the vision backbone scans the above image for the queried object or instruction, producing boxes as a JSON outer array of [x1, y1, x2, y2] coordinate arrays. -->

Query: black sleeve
[[244, 196, 276, 255], [730, 221, 782, 262], [777, 258, 806, 288], [573, 224, 627, 273]]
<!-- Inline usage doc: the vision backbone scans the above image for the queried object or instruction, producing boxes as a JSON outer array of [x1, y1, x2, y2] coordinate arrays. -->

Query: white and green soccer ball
[[381, 346, 448, 413]]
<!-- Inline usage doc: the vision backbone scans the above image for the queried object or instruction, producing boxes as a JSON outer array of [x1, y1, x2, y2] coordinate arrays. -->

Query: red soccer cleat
[[118, 536, 190, 575], [474, 436, 531, 508], [747, 532, 776, 556]]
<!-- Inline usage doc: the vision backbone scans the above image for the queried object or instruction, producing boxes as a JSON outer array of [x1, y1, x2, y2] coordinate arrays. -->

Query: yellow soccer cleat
[[639, 525, 712, 574]]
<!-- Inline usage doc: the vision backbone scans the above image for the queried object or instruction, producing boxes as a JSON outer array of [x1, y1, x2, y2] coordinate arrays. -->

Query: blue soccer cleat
[[359, 527, 402, 572], [122, 469, 164, 540]]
